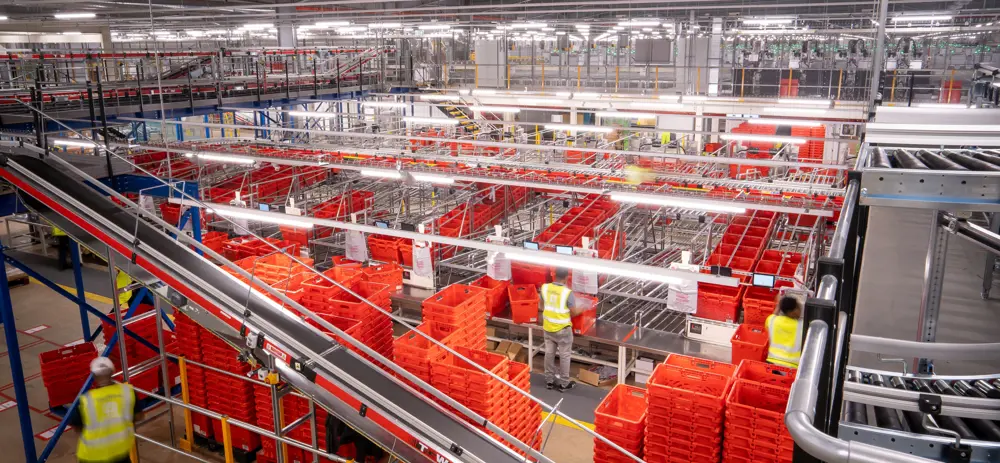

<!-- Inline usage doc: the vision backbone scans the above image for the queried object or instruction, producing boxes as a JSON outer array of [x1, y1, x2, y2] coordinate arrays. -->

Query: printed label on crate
[[667, 263, 699, 314], [571, 248, 598, 295], [346, 230, 368, 262], [23, 325, 49, 334], [36, 424, 71, 441], [0, 400, 16, 412]]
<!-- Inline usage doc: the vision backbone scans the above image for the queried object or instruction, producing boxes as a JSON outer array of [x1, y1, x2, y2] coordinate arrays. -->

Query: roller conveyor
[[912, 379, 978, 440], [890, 149, 929, 169], [933, 380, 1000, 441], [943, 151, 1000, 172], [865, 374, 904, 431], [872, 147, 893, 169], [861, 146, 1000, 211], [915, 150, 968, 171], [845, 371, 870, 425], [0, 153, 541, 463], [888, 376, 927, 434]]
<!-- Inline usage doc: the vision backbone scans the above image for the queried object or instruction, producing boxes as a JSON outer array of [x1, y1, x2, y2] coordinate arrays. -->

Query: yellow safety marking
[[221, 417, 235, 463], [29, 278, 114, 304], [539, 411, 595, 431], [177, 357, 194, 452]]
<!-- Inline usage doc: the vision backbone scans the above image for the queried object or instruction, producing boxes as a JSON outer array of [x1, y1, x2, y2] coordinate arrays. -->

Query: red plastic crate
[[511, 262, 549, 286], [664, 354, 736, 377], [470, 275, 510, 317], [361, 263, 404, 290], [696, 277, 746, 323], [647, 364, 732, 417], [731, 324, 769, 365], [507, 284, 539, 324], [211, 419, 261, 451], [572, 294, 597, 335], [595, 384, 647, 444], [725, 380, 792, 432], [422, 284, 487, 317], [734, 360, 797, 389]]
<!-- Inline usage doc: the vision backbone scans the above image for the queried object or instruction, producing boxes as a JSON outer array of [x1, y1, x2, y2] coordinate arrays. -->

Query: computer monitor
[[753, 273, 776, 288], [555, 245, 574, 255], [259, 204, 270, 211], [523, 241, 540, 250], [374, 220, 390, 229], [401, 222, 417, 232]]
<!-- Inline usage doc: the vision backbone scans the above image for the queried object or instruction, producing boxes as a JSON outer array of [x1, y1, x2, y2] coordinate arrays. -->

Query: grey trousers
[[543, 327, 573, 386]]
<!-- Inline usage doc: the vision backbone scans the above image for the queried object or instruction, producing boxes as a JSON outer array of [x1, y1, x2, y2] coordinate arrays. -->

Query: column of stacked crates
[[697, 211, 776, 323], [431, 347, 510, 435], [253, 383, 334, 463], [593, 384, 648, 463], [724, 360, 798, 463], [421, 284, 488, 350], [727, 122, 775, 179], [645, 355, 735, 463], [505, 360, 542, 458], [39, 343, 98, 408], [171, 311, 215, 439], [393, 322, 461, 386], [200, 333, 260, 452]]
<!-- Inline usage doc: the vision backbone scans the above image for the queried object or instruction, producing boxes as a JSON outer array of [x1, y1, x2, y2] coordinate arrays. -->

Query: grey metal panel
[[860, 168, 1000, 211], [840, 422, 1000, 462]]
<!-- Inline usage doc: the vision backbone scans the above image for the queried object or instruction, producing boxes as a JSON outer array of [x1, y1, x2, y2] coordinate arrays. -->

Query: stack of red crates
[[200, 231, 229, 255], [724, 360, 798, 463], [697, 212, 776, 323], [253, 385, 334, 463], [199, 332, 260, 452], [421, 284, 487, 350], [796, 126, 825, 165], [39, 343, 98, 408], [299, 267, 394, 362], [471, 275, 510, 318], [645, 355, 735, 463], [393, 322, 461, 384], [222, 253, 314, 309], [431, 347, 510, 433], [222, 237, 300, 261], [102, 304, 171, 399], [593, 384, 647, 463], [367, 234, 405, 263], [727, 122, 775, 179], [171, 311, 214, 439], [504, 361, 542, 458]]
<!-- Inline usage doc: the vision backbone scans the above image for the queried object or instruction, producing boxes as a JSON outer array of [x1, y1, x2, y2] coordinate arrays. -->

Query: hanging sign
[[412, 242, 434, 278], [667, 252, 699, 314], [571, 248, 599, 295], [345, 230, 368, 262]]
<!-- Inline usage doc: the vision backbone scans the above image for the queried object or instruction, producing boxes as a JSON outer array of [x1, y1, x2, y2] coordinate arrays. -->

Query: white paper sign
[[667, 262, 699, 314], [412, 243, 434, 277], [345, 230, 368, 262], [571, 248, 599, 295], [139, 195, 155, 215], [486, 251, 511, 281]]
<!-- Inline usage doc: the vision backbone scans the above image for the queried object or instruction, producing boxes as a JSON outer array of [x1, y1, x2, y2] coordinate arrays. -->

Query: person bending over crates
[[540, 268, 584, 392], [765, 296, 803, 368]]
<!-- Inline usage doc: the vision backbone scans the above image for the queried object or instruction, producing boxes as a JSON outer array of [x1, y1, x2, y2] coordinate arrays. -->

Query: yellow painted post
[[837, 69, 844, 100], [177, 357, 194, 452], [740, 68, 746, 97], [506, 64, 511, 89], [221, 418, 235, 463], [655, 67, 660, 91], [577, 66, 581, 89], [129, 444, 138, 463], [615, 66, 620, 91], [947, 69, 956, 103], [548, 203, 553, 224], [890, 69, 897, 102], [696, 67, 701, 94], [431, 189, 437, 207], [278, 400, 288, 461], [475, 64, 479, 88], [535, 125, 540, 144]]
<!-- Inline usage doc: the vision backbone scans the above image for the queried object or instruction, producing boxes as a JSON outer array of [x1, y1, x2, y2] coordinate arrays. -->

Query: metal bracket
[[449, 443, 463, 457], [359, 404, 368, 418], [945, 443, 973, 463], [918, 394, 942, 415]]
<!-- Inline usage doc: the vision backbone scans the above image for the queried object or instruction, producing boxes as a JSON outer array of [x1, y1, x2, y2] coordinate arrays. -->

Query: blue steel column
[[69, 241, 91, 339], [0, 247, 39, 463]]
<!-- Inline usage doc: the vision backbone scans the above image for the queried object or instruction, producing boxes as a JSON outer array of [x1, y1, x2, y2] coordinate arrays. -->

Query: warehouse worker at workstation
[[69, 358, 143, 463], [766, 295, 804, 368], [540, 268, 584, 392]]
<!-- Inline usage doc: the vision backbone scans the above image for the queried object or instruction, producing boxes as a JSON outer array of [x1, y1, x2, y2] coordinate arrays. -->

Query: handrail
[[849, 335, 1000, 361]]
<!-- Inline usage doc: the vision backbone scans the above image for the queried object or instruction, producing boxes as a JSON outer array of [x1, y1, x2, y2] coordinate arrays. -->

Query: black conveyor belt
[[6, 155, 523, 463]]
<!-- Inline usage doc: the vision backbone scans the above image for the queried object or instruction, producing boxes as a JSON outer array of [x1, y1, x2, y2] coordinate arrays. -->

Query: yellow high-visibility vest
[[77, 383, 136, 463], [51, 226, 66, 237], [766, 314, 803, 368], [540, 283, 572, 333], [116, 270, 133, 307]]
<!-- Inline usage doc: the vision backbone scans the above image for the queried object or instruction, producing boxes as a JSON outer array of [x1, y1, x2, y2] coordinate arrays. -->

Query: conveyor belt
[[0, 153, 536, 463]]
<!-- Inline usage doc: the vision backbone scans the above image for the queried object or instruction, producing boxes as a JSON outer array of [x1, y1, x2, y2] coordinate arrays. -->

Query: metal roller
[[943, 150, 1000, 171], [891, 149, 929, 169], [913, 379, 978, 440], [845, 370, 869, 425], [915, 149, 969, 171], [871, 147, 893, 168], [889, 376, 926, 433], [973, 379, 1000, 399], [971, 151, 1000, 167], [950, 381, 1000, 440], [933, 380, 1000, 440], [866, 374, 904, 431]]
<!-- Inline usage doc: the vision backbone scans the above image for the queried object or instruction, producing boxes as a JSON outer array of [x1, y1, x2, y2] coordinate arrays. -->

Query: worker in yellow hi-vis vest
[[765, 296, 803, 368], [540, 268, 584, 392], [51, 225, 71, 271], [69, 357, 142, 463], [115, 269, 134, 308]]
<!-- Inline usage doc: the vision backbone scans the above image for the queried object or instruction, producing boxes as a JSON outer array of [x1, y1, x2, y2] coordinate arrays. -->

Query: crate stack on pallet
[[593, 384, 647, 463], [421, 284, 488, 350], [644, 355, 735, 463], [505, 361, 542, 458], [697, 211, 777, 323], [393, 322, 460, 385], [39, 343, 98, 408], [171, 311, 215, 440], [724, 360, 797, 463]]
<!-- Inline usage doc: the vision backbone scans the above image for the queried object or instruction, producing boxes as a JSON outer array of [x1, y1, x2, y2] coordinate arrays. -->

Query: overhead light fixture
[[575, 24, 591, 29], [51, 138, 96, 147], [610, 192, 747, 214], [682, 95, 709, 102], [658, 95, 681, 102], [403, 116, 459, 125], [916, 103, 969, 108], [518, 98, 567, 105], [286, 110, 337, 118], [506, 251, 683, 285], [195, 153, 257, 164], [419, 24, 451, 30], [420, 94, 462, 101], [747, 118, 822, 127], [369, 23, 402, 29], [240, 23, 273, 30], [545, 123, 613, 133], [720, 134, 807, 144], [891, 15, 952, 22], [54, 13, 96, 19], [777, 98, 831, 106], [619, 20, 661, 27], [362, 101, 407, 108], [470, 105, 521, 113], [512, 22, 547, 29], [472, 89, 497, 96], [62, 31, 83, 35], [315, 21, 351, 27], [630, 102, 684, 110], [763, 107, 828, 116], [360, 169, 403, 179], [595, 111, 658, 118], [411, 173, 455, 184], [555, 31, 567, 35], [741, 18, 796, 25], [573, 92, 600, 99], [0, 16, 9, 20], [213, 208, 314, 229]]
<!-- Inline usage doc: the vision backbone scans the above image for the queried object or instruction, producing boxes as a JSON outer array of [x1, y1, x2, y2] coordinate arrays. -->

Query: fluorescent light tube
[[555, 92, 573, 97], [777, 98, 831, 106], [472, 89, 497, 96], [595, 111, 658, 118], [369, 23, 402, 29], [658, 95, 681, 102], [512, 22, 547, 29], [51, 138, 95, 147], [286, 110, 337, 118], [610, 192, 747, 214], [742, 18, 795, 25], [214, 209, 314, 229], [411, 173, 455, 184], [315, 21, 350, 27], [630, 102, 684, 110], [763, 107, 828, 116], [362, 101, 406, 108], [619, 20, 661, 27], [420, 94, 461, 101], [240, 23, 273, 30], [916, 103, 969, 108], [54, 13, 96, 19], [720, 134, 807, 144], [419, 24, 451, 30], [682, 95, 709, 102], [403, 117, 459, 125], [506, 251, 682, 285], [891, 15, 952, 22], [865, 123, 1000, 132], [518, 98, 567, 105], [196, 153, 257, 164], [361, 169, 402, 179], [573, 92, 600, 99], [62, 31, 83, 35], [747, 118, 822, 127], [470, 105, 521, 113], [0, 16, 8, 20], [545, 123, 613, 133]]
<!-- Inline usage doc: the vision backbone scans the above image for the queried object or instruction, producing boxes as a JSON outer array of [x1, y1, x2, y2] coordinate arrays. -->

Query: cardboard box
[[487, 340, 498, 351], [504, 342, 522, 361], [635, 357, 655, 374], [634, 373, 651, 385], [487, 327, 497, 338], [577, 367, 617, 387]]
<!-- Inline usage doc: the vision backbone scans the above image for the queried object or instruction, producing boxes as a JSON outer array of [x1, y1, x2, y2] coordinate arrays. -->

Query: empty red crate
[[572, 294, 597, 334], [595, 384, 647, 443], [422, 284, 487, 317], [725, 380, 792, 433], [696, 278, 746, 323], [361, 263, 404, 290], [734, 360, 797, 389], [470, 275, 510, 317], [507, 284, 539, 324], [731, 324, 769, 365], [647, 364, 732, 417], [511, 262, 549, 286], [664, 354, 737, 377], [40, 343, 97, 387]]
